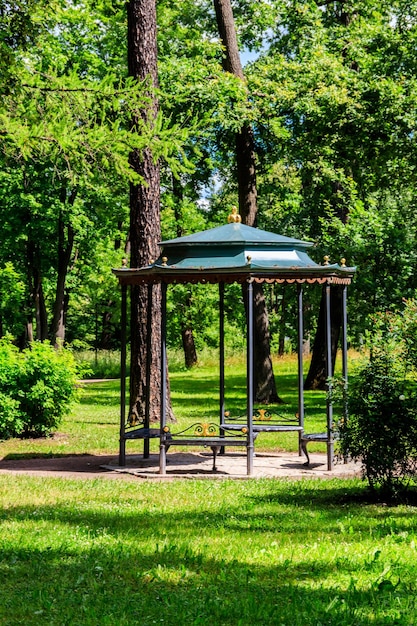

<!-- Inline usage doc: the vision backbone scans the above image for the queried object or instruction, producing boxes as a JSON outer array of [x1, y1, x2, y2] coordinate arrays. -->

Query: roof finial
[[228, 206, 242, 223]]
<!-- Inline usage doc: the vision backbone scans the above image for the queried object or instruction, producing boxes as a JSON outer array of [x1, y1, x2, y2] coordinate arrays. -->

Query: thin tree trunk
[[127, 0, 174, 423], [213, 0, 281, 403], [49, 210, 74, 346], [305, 2, 356, 388], [172, 174, 198, 368], [182, 324, 198, 368], [304, 286, 343, 390], [27, 239, 48, 341]]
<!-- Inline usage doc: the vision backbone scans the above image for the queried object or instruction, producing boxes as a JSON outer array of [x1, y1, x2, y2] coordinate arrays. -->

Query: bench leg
[[301, 439, 310, 466], [211, 446, 221, 471], [159, 442, 167, 475]]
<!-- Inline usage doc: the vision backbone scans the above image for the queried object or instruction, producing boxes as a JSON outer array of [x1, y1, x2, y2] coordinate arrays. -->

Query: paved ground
[[0, 450, 361, 481]]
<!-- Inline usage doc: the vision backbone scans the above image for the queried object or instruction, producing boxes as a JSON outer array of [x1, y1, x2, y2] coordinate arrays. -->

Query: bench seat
[[301, 432, 338, 466], [221, 423, 303, 433]]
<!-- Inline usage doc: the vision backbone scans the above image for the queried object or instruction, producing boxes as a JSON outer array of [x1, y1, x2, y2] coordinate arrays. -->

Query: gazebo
[[113, 210, 355, 476]]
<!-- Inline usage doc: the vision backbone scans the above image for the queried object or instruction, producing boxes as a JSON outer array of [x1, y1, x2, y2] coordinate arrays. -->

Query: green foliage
[[0, 339, 23, 438], [338, 313, 417, 498], [394, 298, 417, 372], [73, 349, 125, 380], [0, 263, 26, 337], [0, 338, 79, 439]]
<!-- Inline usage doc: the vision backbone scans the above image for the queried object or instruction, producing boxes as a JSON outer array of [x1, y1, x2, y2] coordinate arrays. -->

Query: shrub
[[338, 349, 417, 498], [0, 338, 79, 439], [0, 392, 23, 439]]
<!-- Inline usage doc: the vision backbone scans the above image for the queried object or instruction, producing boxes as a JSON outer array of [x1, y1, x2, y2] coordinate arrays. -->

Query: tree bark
[[49, 209, 74, 346], [213, 0, 281, 403], [305, 1, 356, 388], [304, 286, 343, 390], [26, 238, 48, 342], [172, 174, 198, 368], [127, 0, 173, 423]]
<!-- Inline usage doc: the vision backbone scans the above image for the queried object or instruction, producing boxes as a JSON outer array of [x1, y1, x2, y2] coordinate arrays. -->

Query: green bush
[[338, 349, 417, 498], [0, 338, 79, 439], [0, 392, 23, 439]]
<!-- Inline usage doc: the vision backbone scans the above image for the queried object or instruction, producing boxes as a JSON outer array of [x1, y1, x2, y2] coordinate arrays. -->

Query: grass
[[1, 476, 417, 625], [1, 352, 417, 624], [0, 353, 332, 459]]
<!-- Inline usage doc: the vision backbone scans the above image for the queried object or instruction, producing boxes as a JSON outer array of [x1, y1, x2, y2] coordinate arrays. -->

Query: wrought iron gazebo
[[113, 210, 355, 475]]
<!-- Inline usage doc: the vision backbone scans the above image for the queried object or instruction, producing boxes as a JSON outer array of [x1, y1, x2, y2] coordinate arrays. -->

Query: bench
[[160, 422, 252, 472], [220, 408, 303, 451], [300, 432, 340, 467]]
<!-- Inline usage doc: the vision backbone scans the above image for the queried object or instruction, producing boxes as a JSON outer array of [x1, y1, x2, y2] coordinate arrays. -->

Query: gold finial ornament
[[323, 255, 330, 266], [162, 257, 168, 266], [246, 255, 252, 265], [122, 257, 127, 267], [340, 258, 346, 267], [227, 206, 242, 223]]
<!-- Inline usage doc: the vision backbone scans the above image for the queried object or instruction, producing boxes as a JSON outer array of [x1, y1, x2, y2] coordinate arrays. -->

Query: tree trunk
[[213, 0, 281, 403], [172, 174, 198, 368], [49, 210, 74, 346], [34, 278, 48, 341], [127, 0, 173, 423], [305, 2, 356, 389], [99, 301, 115, 350], [304, 286, 343, 390], [27, 238, 48, 342], [182, 324, 198, 368]]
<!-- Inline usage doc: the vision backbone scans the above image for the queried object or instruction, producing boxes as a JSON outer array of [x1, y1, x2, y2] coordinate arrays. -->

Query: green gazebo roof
[[113, 220, 355, 285]]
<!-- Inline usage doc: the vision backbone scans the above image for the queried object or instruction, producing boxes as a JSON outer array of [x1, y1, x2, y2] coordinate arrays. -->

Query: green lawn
[[0, 353, 333, 460], [1, 475, 416, 625], [3, 353, 416, 625]]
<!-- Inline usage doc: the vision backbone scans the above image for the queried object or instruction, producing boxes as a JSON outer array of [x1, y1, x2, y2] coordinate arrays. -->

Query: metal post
[[219, 282, 225, 422], [159, 282, 168, 474], [342, 284, 348, 410], [219, 282, 225, 454], [144, 283, 153, 459], [297, 284, 305, 455], [246, 281, 254, 476], [325, 283, 334, 470], [119, 284, 127, 466], [341, 285, 349, 464]]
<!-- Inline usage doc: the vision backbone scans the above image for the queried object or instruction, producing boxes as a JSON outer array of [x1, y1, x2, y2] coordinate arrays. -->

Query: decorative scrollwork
[[194, 422, 218, 437], [127, 413, 142, 427], [254, 409, 272, 421]]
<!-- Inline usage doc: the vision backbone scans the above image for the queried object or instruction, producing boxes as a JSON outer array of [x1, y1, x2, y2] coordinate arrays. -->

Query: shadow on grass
[[0, 452, 116, 471], [1, 479, 416, 624]]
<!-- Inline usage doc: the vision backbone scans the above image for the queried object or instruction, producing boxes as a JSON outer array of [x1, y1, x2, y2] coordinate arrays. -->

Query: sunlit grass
[[0, 352, 334, 459], [1, 350, 416, 625], [0, 475, 416, 625]]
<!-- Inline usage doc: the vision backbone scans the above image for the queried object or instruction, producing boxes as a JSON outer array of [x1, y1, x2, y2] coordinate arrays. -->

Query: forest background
[[1, 0, 417, 368]]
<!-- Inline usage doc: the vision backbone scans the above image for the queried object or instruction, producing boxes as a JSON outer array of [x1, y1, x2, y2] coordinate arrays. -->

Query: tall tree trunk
[[127, 0, 173, 422], [213, 0, 281, 403], [49, 210, 74, 346], [305, 2, 356, 389], [27, 239, 48, 341], [172, 174, 198, 368], [34, 277, 48, 341], [304, 286, 343, 390]]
